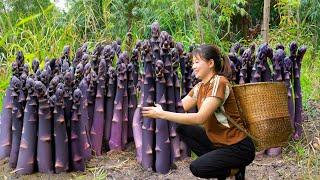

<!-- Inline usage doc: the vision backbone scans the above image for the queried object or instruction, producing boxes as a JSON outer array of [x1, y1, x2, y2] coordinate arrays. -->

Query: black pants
[[176, 124, 255, 180]]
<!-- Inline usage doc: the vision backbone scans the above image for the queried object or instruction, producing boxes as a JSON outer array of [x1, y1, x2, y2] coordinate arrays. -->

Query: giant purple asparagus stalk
[[72, 48, 82, 69], [127, 63, 137, 141], [184, 46, 198, 113], [228, 53, 240, 83], [289, 42, 298, 80], [32, 59, 41, 81], [39, 69, 51, 87], [78, 73, 92, 160], [87, 70, 98, 131], [16, 51, 24, 77], [1, 62, 22, 160], [104, 67, 116, 150], [0, 85, 13, 159], [74, 63, 84, 87], [132, 106, 143, 163], [276, 44, 285, 51], [21, 64, 29, 97], [61, 57, 70, 76], [9, 76, 23, 168], [112, 40, 122, 58], [293, 45, 307, 140], [150, 22, 161, 61], [32, 59, 40, 75], [119, 52, 129, 148], [70, 88, 86, 171], [230, 42, 241, 54], [109, 62, 126, 150], [78, 63, 92, 134], [132, 74, 144, 163], [64, 71, 74, 127], [272, 49, 286, 82], [90, 59, 107, 156], [160, 31, 181, 162], [72, 43, 88, 69], [35, 81, 53, 173], [102, 45, 115, 67], [53, 85, 69, 173], [251, 43, 272, 83], [262, 46, 273, 82], [48, 76, 61, 97], [172, 48, 189, 159], [141, 40, 155, 170], [15, 78, 38, 174], [289, 43, 299, 139], [185, 46, 195, 93], [12, 61, 19, 77], [176, 43, 187, 97], [130, 49, 140, 87], [186, 48, 198, 113], [91, 44, 104, 73], [239, 45, 255, 84], [154, 60, 171, 174], [61, 45, 71, 64], [63, 71, 74, 165], [283, 57, 295, 128], [229, 43, 242, 83]]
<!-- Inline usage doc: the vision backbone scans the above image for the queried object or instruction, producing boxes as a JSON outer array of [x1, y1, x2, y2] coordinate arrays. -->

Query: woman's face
[[192, 55, 214, 80]]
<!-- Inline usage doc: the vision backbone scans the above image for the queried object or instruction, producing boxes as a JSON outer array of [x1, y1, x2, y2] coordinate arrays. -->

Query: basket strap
[[220, 109, 258, 143]]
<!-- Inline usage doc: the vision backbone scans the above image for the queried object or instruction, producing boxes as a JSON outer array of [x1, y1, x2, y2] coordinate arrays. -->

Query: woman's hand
[[141, 104, 164, 119]]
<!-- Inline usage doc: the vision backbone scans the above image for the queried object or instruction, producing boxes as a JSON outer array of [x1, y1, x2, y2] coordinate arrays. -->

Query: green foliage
[[67, 0, 112, 40], [0, 0, 252, 68], [105, 0, 250, 50]]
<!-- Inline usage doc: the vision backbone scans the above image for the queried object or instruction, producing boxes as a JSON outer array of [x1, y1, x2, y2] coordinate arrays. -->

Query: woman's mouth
[[193, 70, 199, 77]]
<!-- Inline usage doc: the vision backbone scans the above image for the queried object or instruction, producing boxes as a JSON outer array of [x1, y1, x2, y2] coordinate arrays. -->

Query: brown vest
[[188, 75, 246, 146]]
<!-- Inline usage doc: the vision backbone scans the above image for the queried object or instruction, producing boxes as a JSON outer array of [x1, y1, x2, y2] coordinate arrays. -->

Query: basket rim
[[232, 81, 285, 87]]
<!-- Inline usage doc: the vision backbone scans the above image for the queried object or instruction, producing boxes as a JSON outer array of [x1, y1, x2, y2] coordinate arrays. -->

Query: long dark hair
[[192, 44, 232, 80]]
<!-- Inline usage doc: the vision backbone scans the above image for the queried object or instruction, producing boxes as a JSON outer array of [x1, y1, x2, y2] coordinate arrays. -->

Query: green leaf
[[15, 4, 54, 27]]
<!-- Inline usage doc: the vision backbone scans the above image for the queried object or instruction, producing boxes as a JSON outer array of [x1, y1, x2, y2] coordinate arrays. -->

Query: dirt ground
[[0, 143, 305, 180], [0, 100, 319, 180]]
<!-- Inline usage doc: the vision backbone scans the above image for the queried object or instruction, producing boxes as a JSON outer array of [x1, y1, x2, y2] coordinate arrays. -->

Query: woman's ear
[[208, 59, 215, 69]]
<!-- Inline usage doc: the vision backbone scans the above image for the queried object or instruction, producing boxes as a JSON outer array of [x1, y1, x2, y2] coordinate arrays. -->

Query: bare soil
[[0, 144, 302, 180]]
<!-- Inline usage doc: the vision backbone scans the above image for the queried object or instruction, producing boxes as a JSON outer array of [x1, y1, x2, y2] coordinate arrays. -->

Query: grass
[[281, 99, 320, 178], [87, 167, 108, 180]]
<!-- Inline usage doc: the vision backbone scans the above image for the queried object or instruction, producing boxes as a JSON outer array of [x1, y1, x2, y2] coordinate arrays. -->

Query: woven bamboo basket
[[232, 82, 293, 151]]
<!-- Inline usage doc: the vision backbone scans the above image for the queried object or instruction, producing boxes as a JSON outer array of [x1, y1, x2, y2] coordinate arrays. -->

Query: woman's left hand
[[142, 104, 164, 119]]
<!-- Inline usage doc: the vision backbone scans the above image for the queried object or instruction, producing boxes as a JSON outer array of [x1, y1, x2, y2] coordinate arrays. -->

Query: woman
[[142, 44, 255, 180]]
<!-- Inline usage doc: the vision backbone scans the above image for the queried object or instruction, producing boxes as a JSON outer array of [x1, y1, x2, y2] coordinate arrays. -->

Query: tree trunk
[[195, 0, 203, 43], [262, 0, 270, 43]]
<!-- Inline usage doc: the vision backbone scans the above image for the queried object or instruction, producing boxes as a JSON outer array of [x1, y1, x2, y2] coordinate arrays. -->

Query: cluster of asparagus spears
[[228, 42, 307, 156]]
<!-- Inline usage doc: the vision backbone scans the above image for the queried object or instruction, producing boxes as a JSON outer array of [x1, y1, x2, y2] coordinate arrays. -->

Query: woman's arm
[[142, 97, 222, 125], [181, 95, 197, 112]]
